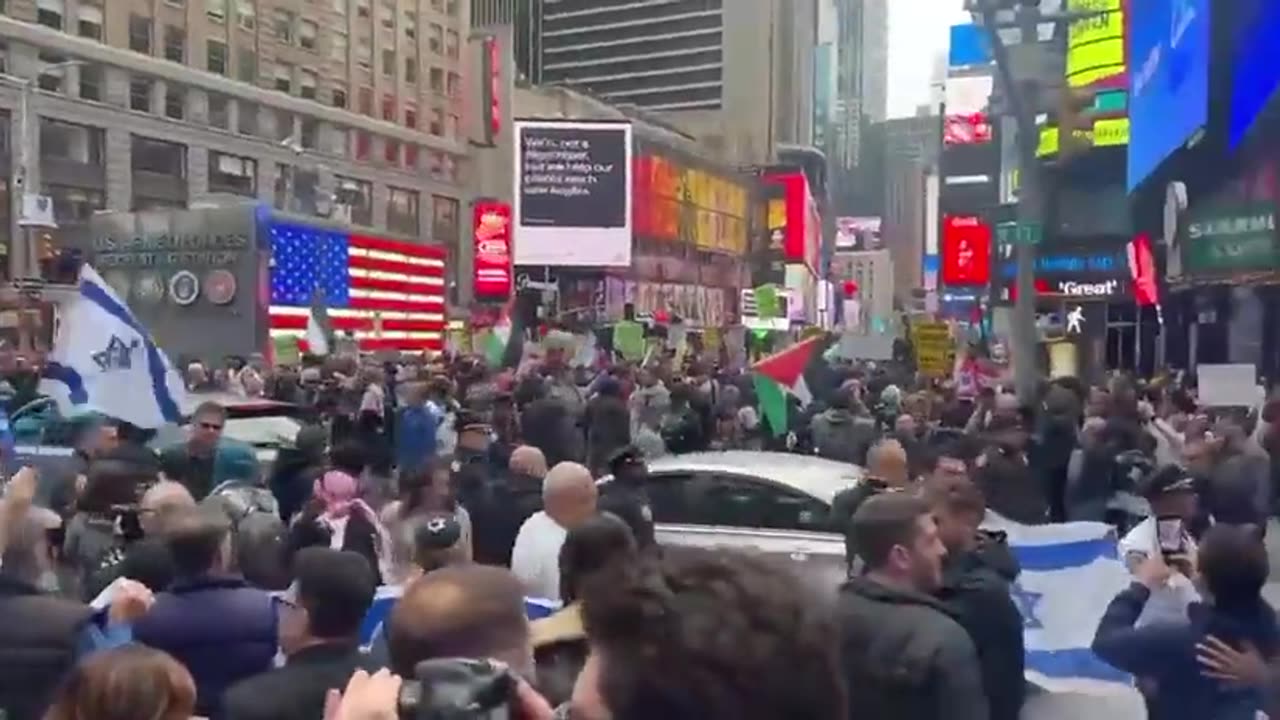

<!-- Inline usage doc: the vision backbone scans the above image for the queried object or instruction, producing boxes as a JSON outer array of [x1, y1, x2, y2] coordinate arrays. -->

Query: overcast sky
[[887, 0, 969, 117]]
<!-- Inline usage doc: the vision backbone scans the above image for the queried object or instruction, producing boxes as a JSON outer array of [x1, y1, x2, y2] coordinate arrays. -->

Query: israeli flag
[[356, 584, 561, 648], [39, 265, 186, 430], [986, 514, 1134, 693]]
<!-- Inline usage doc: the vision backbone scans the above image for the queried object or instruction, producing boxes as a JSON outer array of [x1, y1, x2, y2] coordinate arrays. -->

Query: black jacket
[[598, 480, 656, 549], [937, 533, 1026, 720], [837, 576, 989, 720], [222, 641, 382, 720], [0, 576, 95, 720]]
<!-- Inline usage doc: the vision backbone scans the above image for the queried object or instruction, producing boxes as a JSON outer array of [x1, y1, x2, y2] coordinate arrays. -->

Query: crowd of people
[[4, 336, 1280, 719]]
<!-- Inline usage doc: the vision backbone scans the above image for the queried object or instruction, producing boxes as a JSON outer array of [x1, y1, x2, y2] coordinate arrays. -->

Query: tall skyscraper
[[831, 0, 889, 212], [474, 0, 818, 164]]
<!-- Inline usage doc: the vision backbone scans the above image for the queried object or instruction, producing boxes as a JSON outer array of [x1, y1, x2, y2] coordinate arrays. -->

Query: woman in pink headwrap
[[308, 470, 392, 582]]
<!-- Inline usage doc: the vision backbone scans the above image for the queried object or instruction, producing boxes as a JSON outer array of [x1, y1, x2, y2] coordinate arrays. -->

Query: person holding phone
[[1117, 465, 1203, 627]]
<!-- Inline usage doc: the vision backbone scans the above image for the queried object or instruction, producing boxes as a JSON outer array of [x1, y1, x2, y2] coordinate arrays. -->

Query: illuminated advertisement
[[1230, 0, 1280, 148], [994, 242, 1132, 300], [764, 172, 820, 276], [632, 153, 749, 255], [472, 200, 512, 300], [944, 74, 994, 145], [1127, 0, 1210, 191], [941, 215, 992, 286], [1067, 0, 1126, 88]]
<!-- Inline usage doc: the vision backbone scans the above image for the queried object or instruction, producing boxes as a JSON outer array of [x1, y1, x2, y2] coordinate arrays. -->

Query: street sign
[[996, 221, 1042, 246]]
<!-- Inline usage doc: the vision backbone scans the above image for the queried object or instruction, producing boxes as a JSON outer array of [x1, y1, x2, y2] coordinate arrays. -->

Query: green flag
[[753, 372, 788, 437], [614, 321, 645, 361], [754, 283, 780, 318]]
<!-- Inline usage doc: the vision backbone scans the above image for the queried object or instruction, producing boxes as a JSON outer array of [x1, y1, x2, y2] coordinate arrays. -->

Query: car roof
[[646, 451, 863, 505]]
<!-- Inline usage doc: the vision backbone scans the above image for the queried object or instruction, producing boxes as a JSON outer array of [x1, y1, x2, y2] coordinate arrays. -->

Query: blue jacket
[[395, 405, 439, 471], [133, 575, 277, 719], [1092, 582, 1279, 720]]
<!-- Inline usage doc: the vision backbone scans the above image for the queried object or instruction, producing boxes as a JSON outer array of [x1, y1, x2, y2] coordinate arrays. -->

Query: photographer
[[1117, 465, 1202, 627], [83, 481, 195, 599]]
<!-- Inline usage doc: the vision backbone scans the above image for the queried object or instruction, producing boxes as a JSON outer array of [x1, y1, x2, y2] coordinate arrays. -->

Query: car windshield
[[222, 415, 304, 449]]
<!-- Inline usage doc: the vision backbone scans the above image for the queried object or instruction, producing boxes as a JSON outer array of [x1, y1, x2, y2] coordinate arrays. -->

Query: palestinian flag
[[751, 333, 836, 437]]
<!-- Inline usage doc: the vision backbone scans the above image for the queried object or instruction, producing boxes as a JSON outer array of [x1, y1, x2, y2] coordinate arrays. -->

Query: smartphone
[[1156, 516, 1187, 557]]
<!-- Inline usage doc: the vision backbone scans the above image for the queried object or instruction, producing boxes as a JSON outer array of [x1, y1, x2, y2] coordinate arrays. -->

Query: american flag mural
[[267, 221, 447, 353]]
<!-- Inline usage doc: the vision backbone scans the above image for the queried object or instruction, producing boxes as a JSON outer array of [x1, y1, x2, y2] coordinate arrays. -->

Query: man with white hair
[[510, 461, 597, 601]]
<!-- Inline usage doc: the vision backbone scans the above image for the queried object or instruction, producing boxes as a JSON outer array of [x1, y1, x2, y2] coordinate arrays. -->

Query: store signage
[[632, 153, 749, 255], [472, 200, 512, 300], [941, 214, 992, 286], [1183, 204, 1279, 274], [1057, 279, 1118, 297]]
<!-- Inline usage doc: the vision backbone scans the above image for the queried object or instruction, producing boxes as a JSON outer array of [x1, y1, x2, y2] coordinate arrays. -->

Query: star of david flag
[[40, 265, 187, 430], [985, 514, 1135, 693]]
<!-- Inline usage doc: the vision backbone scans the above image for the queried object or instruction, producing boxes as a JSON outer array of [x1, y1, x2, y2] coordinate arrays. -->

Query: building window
[[45, 185, 104, 223], [204, 40, 227, 75], [36, 0, 64, 29], [164, 87, 185, 119], [356, 0, 370, 19], [432, 194, 459, 244], [207, 93, 231, 129], [299, 20, 318, 51], [405, 145, 419, 168], [446, 112, 460, 140], [274, 63, 292, 93], [129, 14, 152, 54], [445, 30, 458, 59], [236, 0, 254, 29], [129, 77, 152, 112], [334, 0, 346, 15], [300, 118, 319, 149], [40, 118, 104, 165], [273, 8, 295, 43], [275, 110, 294, 142], [332, 88, 347, 108], [358, 86, 373, 116], [429, 67, 443, 94], [300, 69, 318, 100], [403, 10, 416, 39], [353, 131, 371, 161], [77, 4, 103, 40], [273, 166, 319, 214], [429, 107, 442, 136], [36, 53, 68, 92], [78, 64, 103, 101], [381, 95, 394, 121], [239, 102, 259, 135], [207, 0, 226, 22], [378, 0, 393, 29], [163, 25, 185, 62], [446, 71, 460, 97], [405, 104, 417, 129], [356, 38, 372, 72], [332, 31, 348, 62], [384, 140, 399, 165], [387, 187, 419, 235], [405, 56, 417, 84], [445, 0, 457, 15], [237, 46, 257, 83], [132, 136, 186, 177], [428, 24, 442, 54], [209, 152, 257, 196], [382, 49, 395, 77], [335, 176, 372, 226]]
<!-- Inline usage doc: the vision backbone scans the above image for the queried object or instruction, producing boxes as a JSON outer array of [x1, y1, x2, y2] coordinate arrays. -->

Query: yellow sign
[[1066, 0, 1125, 87], [912, 323, 953, 377], [1036, 117, 1131, 157], [669, 164, 750, 255]]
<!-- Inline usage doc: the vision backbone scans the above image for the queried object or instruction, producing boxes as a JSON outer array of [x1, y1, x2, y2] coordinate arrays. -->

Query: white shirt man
[[510, 462, 597, 602], [1119, 516, 1201, 627]]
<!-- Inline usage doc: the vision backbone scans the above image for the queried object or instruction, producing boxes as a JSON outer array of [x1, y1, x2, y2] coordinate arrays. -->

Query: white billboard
[[513, 120, 633, 267]]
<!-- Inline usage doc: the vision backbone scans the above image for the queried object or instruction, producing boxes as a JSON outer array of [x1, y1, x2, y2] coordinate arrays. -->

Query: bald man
[[140, 481, 196, 536], [831, 438, 916, 576], [510, 462, 597, 601]]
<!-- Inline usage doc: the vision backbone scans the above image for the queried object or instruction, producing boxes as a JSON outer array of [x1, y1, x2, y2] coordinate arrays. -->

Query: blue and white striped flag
[[986, 514, 1134, 693], [39, 265, 186, 430], [357, 584, 560, 648]]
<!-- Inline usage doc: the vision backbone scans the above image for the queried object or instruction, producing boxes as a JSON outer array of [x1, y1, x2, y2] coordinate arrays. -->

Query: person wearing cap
[[1117, 464, 1203, 627], [597, 445, 655, 550]]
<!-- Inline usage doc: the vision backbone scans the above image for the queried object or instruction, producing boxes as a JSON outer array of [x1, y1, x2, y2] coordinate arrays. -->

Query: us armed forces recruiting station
[[92, 232, 250, 268]]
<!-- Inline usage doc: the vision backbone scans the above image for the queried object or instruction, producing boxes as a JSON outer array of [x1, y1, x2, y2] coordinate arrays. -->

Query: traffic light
[[1057, 87, 1097, 159]]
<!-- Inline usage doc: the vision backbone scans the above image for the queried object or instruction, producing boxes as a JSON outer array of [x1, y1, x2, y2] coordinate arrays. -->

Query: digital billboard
[[1066, 0, 1127, 88], [764, 172, 820, 276], [1127, 0, 1210, 191], [631, 153, 749, 255], [513, 120, 632, 266], [472, 200, 512, 301], [1230, 0, 1280, 148], [941, 215, 992, 286]]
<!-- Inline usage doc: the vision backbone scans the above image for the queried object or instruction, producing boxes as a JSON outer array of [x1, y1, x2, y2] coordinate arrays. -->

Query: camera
[[398, 658, 515, 720]]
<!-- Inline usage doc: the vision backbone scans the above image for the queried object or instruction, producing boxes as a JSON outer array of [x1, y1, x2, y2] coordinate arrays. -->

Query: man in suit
[[222, 548, 379, 720]]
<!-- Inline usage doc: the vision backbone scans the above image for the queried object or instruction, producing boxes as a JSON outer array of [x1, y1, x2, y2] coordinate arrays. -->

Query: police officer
[[449, 411, 506, 565], [598, 445, 656, 550]]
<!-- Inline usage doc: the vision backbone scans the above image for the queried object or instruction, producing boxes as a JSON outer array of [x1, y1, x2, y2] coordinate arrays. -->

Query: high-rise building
[[0, 0, 469, 244], [474, 0, 817, 164], [830, 0, 888, 211]]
